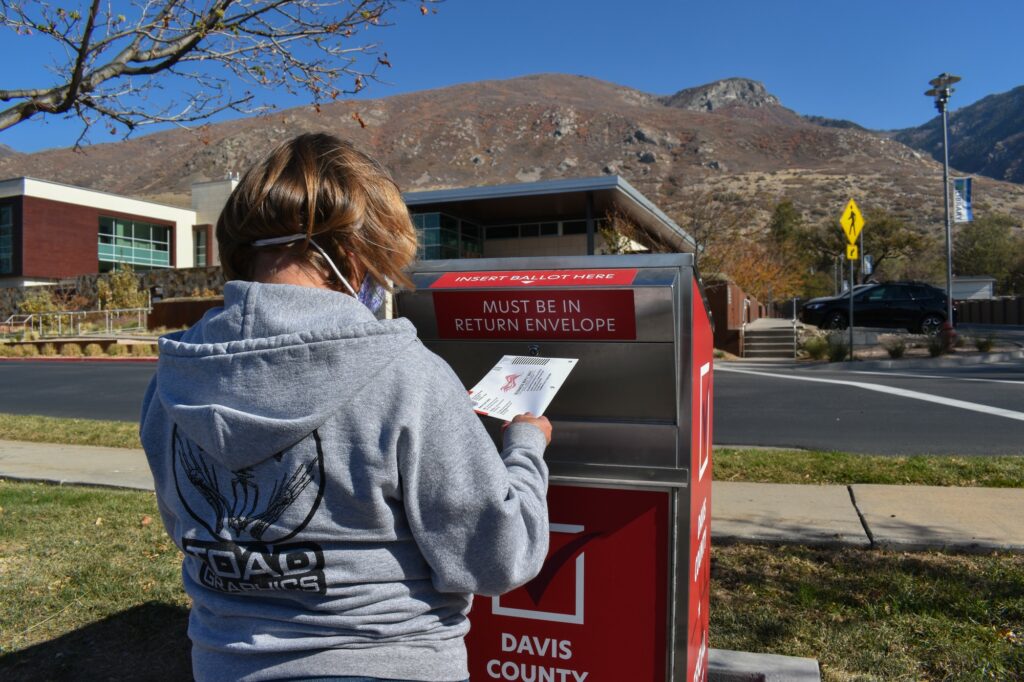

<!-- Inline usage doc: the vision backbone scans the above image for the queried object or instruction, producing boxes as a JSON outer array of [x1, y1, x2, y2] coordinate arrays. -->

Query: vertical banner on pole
[[953, 177, 974, 223]]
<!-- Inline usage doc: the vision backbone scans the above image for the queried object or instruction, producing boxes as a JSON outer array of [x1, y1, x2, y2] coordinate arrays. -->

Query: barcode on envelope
[[511, 356, 550, 366]]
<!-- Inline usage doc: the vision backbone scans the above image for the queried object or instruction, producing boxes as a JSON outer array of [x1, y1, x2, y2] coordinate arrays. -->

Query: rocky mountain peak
[[662, 78, 780, 112]]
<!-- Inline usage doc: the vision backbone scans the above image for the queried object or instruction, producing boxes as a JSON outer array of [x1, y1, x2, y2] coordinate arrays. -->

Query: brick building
[[0, 176, 236, 288]]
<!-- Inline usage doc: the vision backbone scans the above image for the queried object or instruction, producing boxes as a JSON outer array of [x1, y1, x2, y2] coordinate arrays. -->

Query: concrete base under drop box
[[710, 648, 821, 681]]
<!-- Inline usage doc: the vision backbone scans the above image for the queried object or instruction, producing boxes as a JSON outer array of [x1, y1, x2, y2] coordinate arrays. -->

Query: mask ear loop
[[251, 233, 358, 297], [306, 239, 358, 297]]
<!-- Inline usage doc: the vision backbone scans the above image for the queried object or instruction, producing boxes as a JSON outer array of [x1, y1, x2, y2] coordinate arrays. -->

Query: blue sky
[[2, 0, 1022, 152]]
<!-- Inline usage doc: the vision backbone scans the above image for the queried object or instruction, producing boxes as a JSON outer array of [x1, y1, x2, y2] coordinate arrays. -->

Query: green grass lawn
[[0, 480, 1021, 681], [0, 480, 190, 681], [713, 544, 1024, 680], [0, 414, 141, 450], [715, 447, 1024, 488]]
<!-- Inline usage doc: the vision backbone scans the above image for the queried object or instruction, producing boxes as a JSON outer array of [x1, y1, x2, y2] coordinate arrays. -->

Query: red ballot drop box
[[398, 255, 714, 681]]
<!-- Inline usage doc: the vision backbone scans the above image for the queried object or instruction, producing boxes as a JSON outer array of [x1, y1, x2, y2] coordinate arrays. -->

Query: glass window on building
[[412, 212, 484, 260], [460, 221, 482, 258], [98, 216, 172, 272], [194, 227, 208, 267], [0, 204, 13, 274], [438, 213, 460, 259]]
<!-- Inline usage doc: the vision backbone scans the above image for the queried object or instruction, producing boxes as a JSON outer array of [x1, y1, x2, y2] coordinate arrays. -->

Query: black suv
[[799, 282, 950, 335]]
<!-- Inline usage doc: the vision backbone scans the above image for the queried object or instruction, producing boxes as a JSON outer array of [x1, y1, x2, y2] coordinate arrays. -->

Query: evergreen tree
[[953, 213, 1022, 294]]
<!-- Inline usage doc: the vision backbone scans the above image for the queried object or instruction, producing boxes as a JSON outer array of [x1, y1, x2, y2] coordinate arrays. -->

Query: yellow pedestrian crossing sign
[[847, 243, 859, 260], [840, 199, 864, 244]]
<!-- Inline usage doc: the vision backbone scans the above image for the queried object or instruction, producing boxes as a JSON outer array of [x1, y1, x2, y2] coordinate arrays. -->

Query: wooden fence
[[955, 297, 1024, 325]]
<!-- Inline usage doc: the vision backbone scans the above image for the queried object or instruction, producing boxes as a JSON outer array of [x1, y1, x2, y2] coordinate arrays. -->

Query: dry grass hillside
[[1, 74, 1022, 230]]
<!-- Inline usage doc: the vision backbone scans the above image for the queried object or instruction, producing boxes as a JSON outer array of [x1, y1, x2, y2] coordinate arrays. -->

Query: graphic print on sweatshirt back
[[172, 425, 327, 596], [140, 281, 550, 682]]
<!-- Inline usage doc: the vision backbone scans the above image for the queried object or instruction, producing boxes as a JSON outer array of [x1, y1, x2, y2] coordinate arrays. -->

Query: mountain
[[0, 74, 1022, 227], [802, 115, 868, 132], [893, 85, 1024, 184], [0, 143, 19, 159], [662, 78, 780, 112]]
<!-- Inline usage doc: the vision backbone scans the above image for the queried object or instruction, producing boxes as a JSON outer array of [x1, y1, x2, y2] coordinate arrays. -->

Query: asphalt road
[[2, 358, 1024, 456], [0, 361, 156, 421], [715, 360, 1024, 456]]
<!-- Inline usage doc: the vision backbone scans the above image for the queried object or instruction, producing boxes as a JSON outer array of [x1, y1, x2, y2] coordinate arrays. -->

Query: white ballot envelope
[[468, 355, 578, 421]]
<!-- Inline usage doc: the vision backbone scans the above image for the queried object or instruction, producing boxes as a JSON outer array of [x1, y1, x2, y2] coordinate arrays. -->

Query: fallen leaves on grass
[[998, 627, 1021, 645]]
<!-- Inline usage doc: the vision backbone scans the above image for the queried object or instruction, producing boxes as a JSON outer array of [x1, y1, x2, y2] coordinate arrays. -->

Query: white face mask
[[250, 233, 359, 297]]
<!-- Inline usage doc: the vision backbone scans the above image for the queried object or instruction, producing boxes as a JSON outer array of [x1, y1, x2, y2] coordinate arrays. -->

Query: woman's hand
[[506, 412, 552, 445]]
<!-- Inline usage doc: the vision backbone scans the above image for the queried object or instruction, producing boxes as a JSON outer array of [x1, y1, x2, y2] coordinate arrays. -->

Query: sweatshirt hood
[[156, 281, 419, 471]]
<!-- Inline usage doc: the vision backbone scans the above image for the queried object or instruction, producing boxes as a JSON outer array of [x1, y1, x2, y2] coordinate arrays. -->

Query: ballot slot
[[397, 255, 693, 481]]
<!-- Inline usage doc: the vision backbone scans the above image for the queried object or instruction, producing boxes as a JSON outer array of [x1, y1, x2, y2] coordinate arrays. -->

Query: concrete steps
[[743, 326, 796, 359]]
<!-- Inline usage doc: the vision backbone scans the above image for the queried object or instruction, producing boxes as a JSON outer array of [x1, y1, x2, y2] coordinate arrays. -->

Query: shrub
[[131, 343, 157, 357], [881, 336, 906, 359], [0, 344, 14, 357], [106, 343, 128, 357], [84, 343, 105, 357], [802, 336, 829, 360], [14, 344, 40, 357], [17, 288, 60, 315], [827, 334, 849, 362], [96, 265, 148, 310], [40, 343, 58, 357], [60, 343, 83, 357], [927, 335, 945, 357], [974, 334, 995, 352]]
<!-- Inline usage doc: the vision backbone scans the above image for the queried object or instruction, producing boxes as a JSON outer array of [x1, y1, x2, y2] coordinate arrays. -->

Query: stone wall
[[0, 266, 225, 319]]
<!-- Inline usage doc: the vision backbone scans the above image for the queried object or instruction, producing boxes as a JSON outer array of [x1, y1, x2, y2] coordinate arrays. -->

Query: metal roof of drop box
[[402, 175, 696, 252]]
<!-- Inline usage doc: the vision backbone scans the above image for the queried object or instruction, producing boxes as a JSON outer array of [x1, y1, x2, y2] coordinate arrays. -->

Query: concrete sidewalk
[[2, 439, 1023, 553], [713, 480, 1024, 553]]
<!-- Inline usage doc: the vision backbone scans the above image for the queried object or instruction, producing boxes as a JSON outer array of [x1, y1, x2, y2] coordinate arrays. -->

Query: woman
[[141, 133, 551, 682]]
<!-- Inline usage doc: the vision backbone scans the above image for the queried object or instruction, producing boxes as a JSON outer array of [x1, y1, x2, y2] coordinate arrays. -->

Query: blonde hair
[[216, 133, 418, 291]]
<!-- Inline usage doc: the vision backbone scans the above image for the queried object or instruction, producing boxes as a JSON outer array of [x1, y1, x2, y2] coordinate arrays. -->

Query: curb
[[807, 349, 1024, 371], [710, 648, 821, 682], [0, 473, 155, 492], [0, 356, 158, 364]]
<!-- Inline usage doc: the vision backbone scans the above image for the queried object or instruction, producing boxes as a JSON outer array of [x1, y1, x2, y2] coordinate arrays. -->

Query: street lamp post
[[925, 73, 960, 347]]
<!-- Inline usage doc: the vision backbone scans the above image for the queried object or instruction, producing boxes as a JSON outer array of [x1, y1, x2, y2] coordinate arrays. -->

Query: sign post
[[840, 200, 864, 358]]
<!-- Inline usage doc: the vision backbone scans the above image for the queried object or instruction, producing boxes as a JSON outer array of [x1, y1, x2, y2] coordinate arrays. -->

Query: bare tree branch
[[0, 0, 439, 143]]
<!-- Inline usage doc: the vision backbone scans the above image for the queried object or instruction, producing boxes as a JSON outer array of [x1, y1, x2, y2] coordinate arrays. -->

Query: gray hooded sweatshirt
[[140, 281, 549, 682]]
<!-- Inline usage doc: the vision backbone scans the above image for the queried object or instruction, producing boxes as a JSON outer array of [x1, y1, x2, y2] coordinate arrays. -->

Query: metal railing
[[792, 297, 800, 358], [739, 299, 751, 357], [2, 307, 151, 338]]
